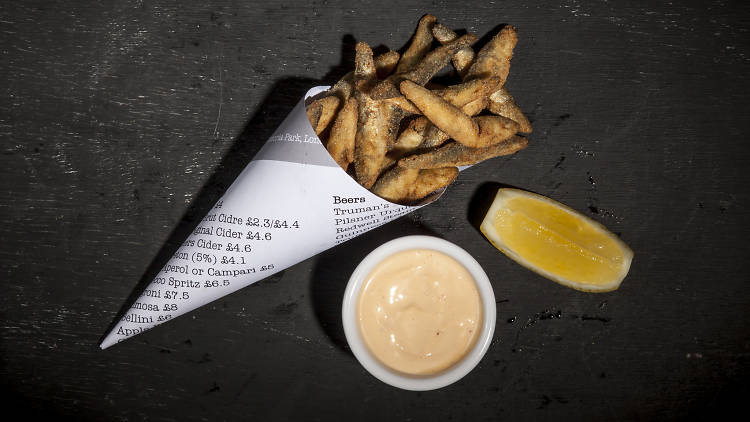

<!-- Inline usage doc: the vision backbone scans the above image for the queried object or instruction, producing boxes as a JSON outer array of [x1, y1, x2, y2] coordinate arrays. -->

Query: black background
[[2, 0, 749, 420]]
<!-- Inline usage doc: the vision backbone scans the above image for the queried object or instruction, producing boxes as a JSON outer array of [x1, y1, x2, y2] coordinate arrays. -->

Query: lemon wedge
[[480, 188, 633, 292]]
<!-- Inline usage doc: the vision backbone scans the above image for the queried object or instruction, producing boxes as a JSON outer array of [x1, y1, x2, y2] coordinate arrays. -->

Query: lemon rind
[[480, 188, 633, 293]]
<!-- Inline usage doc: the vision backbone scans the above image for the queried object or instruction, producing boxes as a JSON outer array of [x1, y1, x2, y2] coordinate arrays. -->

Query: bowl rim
[[341, 235, 496, 391]]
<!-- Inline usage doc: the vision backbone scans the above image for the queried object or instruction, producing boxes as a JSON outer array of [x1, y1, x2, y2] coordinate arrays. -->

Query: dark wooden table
[[2, 0, 749, 420]]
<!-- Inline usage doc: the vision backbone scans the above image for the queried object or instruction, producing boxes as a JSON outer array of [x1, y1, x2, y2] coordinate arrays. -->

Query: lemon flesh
[[480, 189, 633, 292]]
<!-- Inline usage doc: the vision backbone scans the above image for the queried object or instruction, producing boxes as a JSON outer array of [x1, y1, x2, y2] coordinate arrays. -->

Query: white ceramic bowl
[[342, 235, 496, 391]]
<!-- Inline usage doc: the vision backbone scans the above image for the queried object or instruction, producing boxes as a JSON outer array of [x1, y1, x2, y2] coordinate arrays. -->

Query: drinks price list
[[121, 200, 304, 337], [102, 167, 418, 348], [100, 87, 423, 348]]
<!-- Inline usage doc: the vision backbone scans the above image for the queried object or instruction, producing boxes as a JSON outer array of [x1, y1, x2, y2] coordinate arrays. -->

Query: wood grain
[[1, 0, 749, 420]]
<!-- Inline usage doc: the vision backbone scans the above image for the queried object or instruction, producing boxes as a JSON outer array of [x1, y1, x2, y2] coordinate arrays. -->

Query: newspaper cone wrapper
[[100, 86, 453, 349]]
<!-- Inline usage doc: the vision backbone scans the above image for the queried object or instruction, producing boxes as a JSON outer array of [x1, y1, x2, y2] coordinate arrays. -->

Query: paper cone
[[101, 86, 432, 348]]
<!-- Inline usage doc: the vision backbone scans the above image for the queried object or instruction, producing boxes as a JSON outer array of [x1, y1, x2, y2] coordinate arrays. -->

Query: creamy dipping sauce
[[357, 249, 482, 375]]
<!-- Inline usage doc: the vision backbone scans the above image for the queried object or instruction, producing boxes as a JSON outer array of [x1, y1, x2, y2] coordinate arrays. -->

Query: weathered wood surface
[[1, 0, 749, 420]]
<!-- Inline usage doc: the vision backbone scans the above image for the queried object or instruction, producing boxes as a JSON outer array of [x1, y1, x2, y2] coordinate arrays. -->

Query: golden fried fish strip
[[368, 79, 401, 100], [409, 167, 459, 201], [419, 124, 450, 149], [328, 72, 354, 102], [419, 79, 494, 148], [452, 49, 475, 79], [316, 96, 340, 135], [400, 80, 479, 147], [395, 14, 437, 73], [488, 87, 532, 133], [401, 34, 478, 85], [431, 23, 455, 43], [440, 76, 499, 108], [419, 94, 488, 148], [461, 96, 488, 116], [307, 96, 340, 135], [384, 103, 406, 150], [415, 98, 500, 149], [389, 116, 428, 158], [367, 34, 476, 100], [371, 166, 420, 203], [327, 97, 358, 169], [464, 25, 517, 84], [372, 166, 458, 203], [375, 51, 400, 79], [355, 42, 377, 81], [379, 155, 397, 173], [472, 115, 519, 147], [354, 95, 385, 188], [383, 96, 421, 115], [306, 101, 322, 132], [396, 116, 428, 147], [399, 136, 528, 169], [354, 95, 401, 188], [431, 23, 475, 78], [382, 116, 427, 172]]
